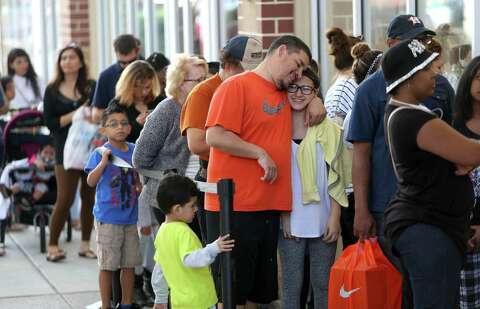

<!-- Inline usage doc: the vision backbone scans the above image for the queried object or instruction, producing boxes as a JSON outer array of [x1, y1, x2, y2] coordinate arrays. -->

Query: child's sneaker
[[142, 269, 155, 306]]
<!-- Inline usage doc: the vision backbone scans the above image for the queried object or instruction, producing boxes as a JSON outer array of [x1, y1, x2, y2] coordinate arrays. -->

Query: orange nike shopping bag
[[328, 238, 402, 309]]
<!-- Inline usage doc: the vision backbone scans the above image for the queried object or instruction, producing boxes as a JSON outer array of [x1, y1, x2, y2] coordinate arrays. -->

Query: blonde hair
[[115, 60, 160, 106], [166, 54, 208, 99]]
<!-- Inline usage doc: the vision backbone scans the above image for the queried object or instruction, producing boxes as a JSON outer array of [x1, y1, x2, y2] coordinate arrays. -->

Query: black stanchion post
[[217, 179, 234, 309], [112, 270, 121, 307]]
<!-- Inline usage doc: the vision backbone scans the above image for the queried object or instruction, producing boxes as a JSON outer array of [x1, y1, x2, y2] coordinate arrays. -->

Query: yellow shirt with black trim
[[154, 222, 217, 309]]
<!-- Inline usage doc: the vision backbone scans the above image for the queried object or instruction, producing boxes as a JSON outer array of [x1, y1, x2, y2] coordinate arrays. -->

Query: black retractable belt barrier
[[195, 178, 235, 309], [217, 179, 234, 309]]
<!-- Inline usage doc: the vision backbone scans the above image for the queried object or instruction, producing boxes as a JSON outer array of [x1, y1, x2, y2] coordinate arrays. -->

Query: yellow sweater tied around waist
[[296, 118, 352, 207]]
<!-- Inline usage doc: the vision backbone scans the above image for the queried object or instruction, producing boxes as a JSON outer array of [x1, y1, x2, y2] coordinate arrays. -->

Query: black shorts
[[206, 210, 280, 305]]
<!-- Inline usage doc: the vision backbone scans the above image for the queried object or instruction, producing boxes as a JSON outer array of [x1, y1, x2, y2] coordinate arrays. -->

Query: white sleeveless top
[[290, 141, 331, 238], [10, 75, 45, 110]]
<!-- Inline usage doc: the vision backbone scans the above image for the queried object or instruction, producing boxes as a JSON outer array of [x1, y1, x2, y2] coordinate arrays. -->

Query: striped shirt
[[324, 77, 358, 124]]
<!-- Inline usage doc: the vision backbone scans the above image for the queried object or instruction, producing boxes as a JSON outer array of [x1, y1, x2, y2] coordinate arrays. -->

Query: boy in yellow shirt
[[153, 175, 234, 309]]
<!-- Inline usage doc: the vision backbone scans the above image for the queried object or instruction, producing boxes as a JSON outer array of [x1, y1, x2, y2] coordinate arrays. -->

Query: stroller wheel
[[18, 197, 33, 212], [36, 213, 47, 253], [66, 215, 72, 242]]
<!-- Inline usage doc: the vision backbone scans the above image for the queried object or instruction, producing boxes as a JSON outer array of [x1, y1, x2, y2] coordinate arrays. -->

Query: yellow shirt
[[154, 222, 217, 309], [296, 118, 352, 207]]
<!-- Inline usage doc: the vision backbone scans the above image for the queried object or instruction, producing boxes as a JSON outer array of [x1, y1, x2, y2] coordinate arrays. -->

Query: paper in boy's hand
[[216, 234, 235, 252]]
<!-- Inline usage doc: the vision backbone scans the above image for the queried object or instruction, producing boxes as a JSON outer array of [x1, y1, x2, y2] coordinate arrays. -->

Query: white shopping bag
[[63, 106, 99, 170]]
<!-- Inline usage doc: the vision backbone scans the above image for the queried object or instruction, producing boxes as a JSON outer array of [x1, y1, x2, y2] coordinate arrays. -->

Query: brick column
[[238, 0, 294, 51], [59, 0, 91, 60]]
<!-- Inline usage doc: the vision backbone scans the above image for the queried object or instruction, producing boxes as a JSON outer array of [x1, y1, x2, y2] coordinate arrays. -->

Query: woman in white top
[[324, 28, 362, 125], [7, 48, 45, 111], [279, 67, 345, 309]]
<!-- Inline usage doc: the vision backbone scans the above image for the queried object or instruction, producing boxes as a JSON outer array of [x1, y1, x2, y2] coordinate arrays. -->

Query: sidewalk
[[0, 225, 288, 308], [0, 225, 101, 309]]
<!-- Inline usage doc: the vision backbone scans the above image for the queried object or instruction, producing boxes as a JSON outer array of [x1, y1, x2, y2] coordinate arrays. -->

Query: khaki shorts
[[94, 220, 141, 271]]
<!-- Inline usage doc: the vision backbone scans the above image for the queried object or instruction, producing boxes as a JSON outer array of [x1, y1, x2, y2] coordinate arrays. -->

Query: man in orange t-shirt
[[180, 36, 263, 244], [206, 35, 320, 307]]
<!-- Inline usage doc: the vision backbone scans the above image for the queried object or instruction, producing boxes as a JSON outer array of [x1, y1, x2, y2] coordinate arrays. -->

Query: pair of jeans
[[393, 223, 463, 309], [372, 212, 413, 309]]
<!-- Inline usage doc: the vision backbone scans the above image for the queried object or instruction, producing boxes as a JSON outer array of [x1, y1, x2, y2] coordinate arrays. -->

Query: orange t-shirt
[[180, 74, 222, 161], [205, 71, 292, 212]]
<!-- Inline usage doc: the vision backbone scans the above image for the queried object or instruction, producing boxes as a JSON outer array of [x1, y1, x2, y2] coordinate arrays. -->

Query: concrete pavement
[[0, 225, 101, 309]]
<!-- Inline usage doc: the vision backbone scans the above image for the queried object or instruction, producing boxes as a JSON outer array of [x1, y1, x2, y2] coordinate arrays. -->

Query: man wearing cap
[[205, 35, 323, 307], [349, 14, 454, 242], [179, 35, 263, 245], [347, 15, 453, 308]]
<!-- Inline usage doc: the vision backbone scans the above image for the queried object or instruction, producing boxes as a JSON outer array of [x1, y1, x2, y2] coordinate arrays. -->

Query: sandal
[[46, 250, 66, 262], [78, 249, 97, 259]]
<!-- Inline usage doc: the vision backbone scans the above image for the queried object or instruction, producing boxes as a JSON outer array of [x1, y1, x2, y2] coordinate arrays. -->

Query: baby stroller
[[1, 110, 71, 253]]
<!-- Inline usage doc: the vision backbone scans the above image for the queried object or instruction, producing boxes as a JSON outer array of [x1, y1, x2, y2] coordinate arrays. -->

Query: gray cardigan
[[132, 97, 191, 227]]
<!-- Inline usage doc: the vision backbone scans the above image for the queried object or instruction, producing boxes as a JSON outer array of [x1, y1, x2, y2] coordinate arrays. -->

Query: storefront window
[[293, 0, 354, 92], [115, 0, 129, 35], [44, 0, 60, 78], [418, 0, 472, 90], [191, 0, 208, 56], [136, 0, 146, 54], [363, 0, 406, 51], [323, 0, 354, 86], [1, 0, 34, 72], [221, 0, 239, 44], [154, 1, 166, 54], [177, 3, 184, 52], [0, 0, 59, 79]]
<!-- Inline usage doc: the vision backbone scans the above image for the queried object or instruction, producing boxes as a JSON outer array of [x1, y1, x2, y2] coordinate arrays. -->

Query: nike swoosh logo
[[339, 284, 360, 298]]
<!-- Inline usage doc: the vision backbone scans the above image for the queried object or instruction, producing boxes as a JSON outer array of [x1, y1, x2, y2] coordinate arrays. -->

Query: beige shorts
[[94, 220, 141, 271]]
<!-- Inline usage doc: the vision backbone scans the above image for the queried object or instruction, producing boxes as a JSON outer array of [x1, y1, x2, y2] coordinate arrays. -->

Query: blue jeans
[[373, 213, 412, 309], [393, 223, 463, 309]]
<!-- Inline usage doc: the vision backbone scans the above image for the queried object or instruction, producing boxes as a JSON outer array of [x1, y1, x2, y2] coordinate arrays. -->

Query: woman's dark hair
[[7, 48, 41, 98], [299, 63, 323, 100], [146, 52, 170, 72], [454, 56, 480, 126], [309, 59, 319, 74], [426, 38, 442, 55], [302, 67, 320, 90], [0, 76, 13, 93], [208, 62, 220, 75], [326, 28, 363, 71], [351, 42, 383, 84], [50, 43, 91, 98]]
